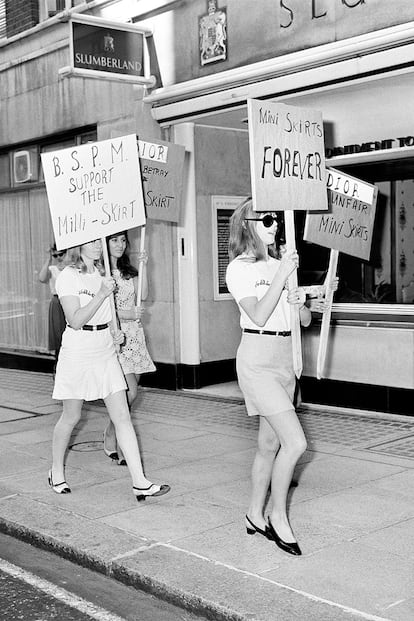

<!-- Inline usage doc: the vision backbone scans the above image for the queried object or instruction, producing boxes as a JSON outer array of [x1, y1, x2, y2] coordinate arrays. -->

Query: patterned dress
[[113, 269, 156, 375]]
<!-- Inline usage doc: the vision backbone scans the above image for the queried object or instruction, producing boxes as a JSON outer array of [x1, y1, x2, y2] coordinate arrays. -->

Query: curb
[[0, 514, 244, 621]]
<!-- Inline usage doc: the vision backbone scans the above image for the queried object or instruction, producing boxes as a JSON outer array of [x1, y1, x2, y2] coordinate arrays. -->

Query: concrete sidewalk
[[0, 368, 413, 621]]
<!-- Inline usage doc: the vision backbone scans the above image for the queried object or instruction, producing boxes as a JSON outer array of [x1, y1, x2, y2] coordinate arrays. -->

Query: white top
[[55, 266, 111, 325], [226, 254, 290, 331]]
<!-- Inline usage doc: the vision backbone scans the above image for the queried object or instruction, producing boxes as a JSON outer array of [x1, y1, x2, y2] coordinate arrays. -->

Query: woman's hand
[[99, 276, 116, 299], [287, 286, 306, 307], [110, 327, 125, 346], [279, 249, 299, 279], [322, 276, 339, 294]]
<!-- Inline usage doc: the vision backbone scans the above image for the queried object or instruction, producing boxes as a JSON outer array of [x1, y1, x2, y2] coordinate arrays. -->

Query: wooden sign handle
[[316, 249, 339, 379], [101, 237, 120, 351], [285, 210, 303, 379], [136, 225, 146, 307]]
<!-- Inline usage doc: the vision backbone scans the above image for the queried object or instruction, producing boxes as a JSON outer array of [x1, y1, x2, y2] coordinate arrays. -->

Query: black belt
[[81, 323, 109, 331], [243, 328, 291, 337]]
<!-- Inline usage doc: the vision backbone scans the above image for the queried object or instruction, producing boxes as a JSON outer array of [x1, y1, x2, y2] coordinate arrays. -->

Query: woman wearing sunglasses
[[39, 243, 68, 368], [226, 198, 313, 556]]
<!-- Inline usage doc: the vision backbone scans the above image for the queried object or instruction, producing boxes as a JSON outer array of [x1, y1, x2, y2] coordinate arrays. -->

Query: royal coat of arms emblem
[[199, 0, 227, 66]]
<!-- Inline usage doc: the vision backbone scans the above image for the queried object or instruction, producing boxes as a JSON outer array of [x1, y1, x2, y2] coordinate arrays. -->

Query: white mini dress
[[226, 255, 295, 417], [52, 266, 127, 401]]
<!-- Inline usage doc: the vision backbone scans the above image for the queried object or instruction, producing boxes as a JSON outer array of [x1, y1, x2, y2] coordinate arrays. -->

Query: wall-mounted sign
[[72, 20, 143, 76], [304, 167, 378, 260], [61, 15, 155, 85], [138, 138, 186, 222], [41, 135, 145, 250], [199, 0, 227, 66], [326, 135, 414, 158], [247, 99, 328, 212]]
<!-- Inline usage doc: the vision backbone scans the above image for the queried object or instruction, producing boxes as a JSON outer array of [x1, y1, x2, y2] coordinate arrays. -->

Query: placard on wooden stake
[[247, 99, 328, 377], [304, 168, 378, 378], [41, 134, 146, 331]]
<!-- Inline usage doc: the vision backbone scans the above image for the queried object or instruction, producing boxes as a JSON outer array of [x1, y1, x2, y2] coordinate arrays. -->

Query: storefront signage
[[247, 99, 328, 211], [326, 135, 414, 158], [303, 167, 378, 260], [72, 20, 143, 76], [41, 135, 145, 250], [138, 138, 186, 222]]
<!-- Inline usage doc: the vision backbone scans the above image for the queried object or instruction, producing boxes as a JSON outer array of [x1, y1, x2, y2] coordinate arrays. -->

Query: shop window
[[296, 158, 414, 307]]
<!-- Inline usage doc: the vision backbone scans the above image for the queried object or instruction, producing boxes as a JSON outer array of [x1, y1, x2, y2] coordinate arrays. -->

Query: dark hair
[[108, 231, 138, 280]]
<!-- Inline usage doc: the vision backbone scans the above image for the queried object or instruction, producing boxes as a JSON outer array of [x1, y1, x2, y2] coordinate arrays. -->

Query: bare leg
[[51, 399, 83, 483], [104, 373, 139, 455], [246, 416, 280, 531], [103, 389, 150, 488], [266, 408, 307, 542]]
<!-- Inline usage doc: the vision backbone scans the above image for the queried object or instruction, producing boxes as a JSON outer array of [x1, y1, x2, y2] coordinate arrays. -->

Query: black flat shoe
[[245, 515, 271, 539], [103, 432, 119, 462], [133, 483, 171, 502], [267, 520, 302, 556], [48, 470, 71, 495]]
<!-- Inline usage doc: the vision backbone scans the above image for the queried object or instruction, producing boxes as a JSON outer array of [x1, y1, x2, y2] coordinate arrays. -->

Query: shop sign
[[71, 18, 144, 77], [199, 0, 227, 66], [247, 99, 328, 212], [41, 135, 146, 250], [138, 138, 186, 222], [303, 167, 378, 260], [326, 135, 414, 158]]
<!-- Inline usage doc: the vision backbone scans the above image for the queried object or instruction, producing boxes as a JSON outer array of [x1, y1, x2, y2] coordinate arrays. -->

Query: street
[[0, 532, 203, 621]]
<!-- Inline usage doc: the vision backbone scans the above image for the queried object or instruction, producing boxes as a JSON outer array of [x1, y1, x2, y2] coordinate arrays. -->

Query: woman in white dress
[[226, 198, 330, 556], [50, 238, 170, 502], [103, 231, 156, 465]]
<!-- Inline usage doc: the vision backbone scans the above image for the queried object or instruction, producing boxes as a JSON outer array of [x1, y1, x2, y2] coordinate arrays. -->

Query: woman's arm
[[38, 252, 52, 283], [60, 277, 114, 330], [239, 250, 298, 327]]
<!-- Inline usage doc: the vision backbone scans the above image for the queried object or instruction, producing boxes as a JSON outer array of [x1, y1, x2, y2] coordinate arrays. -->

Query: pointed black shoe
[[245, 515, 271, 540], [267, 520, 302, 556]]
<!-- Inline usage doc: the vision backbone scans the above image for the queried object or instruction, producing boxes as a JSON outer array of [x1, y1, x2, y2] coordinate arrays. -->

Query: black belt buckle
[[82, 323, 108, 331]]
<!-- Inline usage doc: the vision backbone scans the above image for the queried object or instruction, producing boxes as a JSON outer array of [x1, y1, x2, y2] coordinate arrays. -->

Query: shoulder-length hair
[[108, 231, 138, 280], [228, 197, 281, 262], [65, 244, 105, 275]]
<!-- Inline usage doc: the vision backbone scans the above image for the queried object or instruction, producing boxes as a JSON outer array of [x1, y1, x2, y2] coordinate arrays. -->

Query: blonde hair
[[228, 198, 280, 262], [65, 243, 105, 275]]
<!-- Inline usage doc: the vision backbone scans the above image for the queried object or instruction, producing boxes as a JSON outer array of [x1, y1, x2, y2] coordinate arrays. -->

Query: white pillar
[[173, 122, 200, 367]]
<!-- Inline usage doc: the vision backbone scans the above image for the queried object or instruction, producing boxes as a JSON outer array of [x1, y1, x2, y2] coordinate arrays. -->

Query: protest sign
[[41, 134, 145, 250], [138, 138, 185, 222], [304, 168, 378, 378], [247, 98, 328, 212], [247, 99, 328, 378], [303, 167, 378, 260]]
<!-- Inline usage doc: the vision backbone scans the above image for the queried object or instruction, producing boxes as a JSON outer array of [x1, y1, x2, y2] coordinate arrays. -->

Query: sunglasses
[[244, 214, 279, 228], [52, 251, 65, 258]]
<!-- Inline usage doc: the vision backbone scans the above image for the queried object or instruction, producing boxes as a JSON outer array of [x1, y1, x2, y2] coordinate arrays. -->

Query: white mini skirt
[[236, 332, 296, 417], [53, 326, 127, 401]]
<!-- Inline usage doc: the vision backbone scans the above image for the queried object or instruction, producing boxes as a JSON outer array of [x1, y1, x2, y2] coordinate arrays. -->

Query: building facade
[[1, 0, 413, 413]]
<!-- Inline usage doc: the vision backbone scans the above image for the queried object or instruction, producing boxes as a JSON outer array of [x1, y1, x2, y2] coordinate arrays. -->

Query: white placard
[[41, 134, 145, 250]]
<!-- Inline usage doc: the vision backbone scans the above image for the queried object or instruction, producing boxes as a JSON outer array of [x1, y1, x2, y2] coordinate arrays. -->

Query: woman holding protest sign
[[102, 231, 156, 465], [226, 198, 331, 556], [49, 238, 170, 502]]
